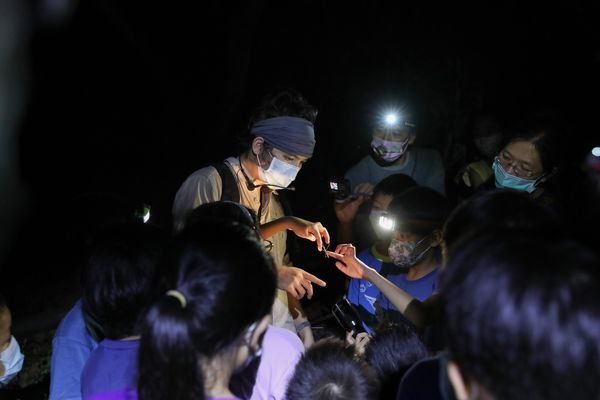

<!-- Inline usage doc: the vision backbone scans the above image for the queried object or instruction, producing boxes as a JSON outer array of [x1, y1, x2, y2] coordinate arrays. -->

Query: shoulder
[[412, 147, 443, 163], [54, 300, 95, 345], [345, 156, 374, 175], [263, 325, 304, 355]]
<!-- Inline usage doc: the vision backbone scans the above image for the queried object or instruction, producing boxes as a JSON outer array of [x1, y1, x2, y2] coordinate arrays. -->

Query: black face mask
[[229, 351, 262, 400], [229, 326, 267, 400]]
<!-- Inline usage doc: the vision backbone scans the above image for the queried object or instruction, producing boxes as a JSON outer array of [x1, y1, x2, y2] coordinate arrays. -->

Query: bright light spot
[[385, 113, 398, 126], [142, 207, 150, 223], [592, 147, 600, 157], [379, 215, 395, 230]]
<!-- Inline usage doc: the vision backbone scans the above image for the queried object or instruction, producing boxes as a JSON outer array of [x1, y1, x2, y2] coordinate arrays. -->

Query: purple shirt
[[87, 391, 238, 400], [81, 338, 140, 399], [86, 325, 302, 400], [251, 325, 304, 400]]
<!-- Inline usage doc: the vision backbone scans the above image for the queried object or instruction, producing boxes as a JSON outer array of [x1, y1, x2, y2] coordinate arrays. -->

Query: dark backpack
[[212, 161, 299, 258]]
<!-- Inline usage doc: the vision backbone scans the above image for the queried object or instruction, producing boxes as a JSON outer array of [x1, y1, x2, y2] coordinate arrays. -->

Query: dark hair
[[440, 231, 600, 400], [442, 189, 559, 253], [137, 222, 277, 400], [238, 87, 318, 150], [504, 113, 564, 174], [364, 322, 429, 398], [372, 174, 418, 198], [81, 222, 167, 340], [388, 186, 453, 236], [285, 337, 379, 400]]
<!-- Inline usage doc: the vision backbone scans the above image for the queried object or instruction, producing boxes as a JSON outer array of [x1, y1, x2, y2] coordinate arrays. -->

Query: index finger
[[304, 272, 327, 287], [325, 250, 344, 261], [320, 226, 331, 246]]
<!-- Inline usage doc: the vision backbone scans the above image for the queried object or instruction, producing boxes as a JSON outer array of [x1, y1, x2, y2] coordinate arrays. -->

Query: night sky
[[5, 1, 600, 314]]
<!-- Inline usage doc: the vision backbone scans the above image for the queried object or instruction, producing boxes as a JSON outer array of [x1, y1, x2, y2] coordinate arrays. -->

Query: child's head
[[81, 221, 167, 340], [386, 187, 452, 268], [285, 337, 379, 400], [137, 221, 277, 400], [369, 174, 418, 243]]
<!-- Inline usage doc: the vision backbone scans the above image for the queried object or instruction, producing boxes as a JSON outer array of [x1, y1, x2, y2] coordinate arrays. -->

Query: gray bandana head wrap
[[250, 116, 315, 157]]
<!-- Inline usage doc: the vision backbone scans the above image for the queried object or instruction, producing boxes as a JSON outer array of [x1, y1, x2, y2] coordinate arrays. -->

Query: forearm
[[260, 216, 294, 239], [287, 294, 314, 348], [363, 267, 419, 316]]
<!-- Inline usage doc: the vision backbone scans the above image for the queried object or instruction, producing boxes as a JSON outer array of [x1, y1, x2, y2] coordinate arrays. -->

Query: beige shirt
[[172, 157, 295, 332]]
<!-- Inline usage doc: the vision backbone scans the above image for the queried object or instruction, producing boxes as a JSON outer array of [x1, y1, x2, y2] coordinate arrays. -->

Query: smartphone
[[332, 297, 366, 334]]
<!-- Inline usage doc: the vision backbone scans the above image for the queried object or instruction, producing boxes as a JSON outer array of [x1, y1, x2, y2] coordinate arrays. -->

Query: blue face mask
[[0, 336, 24, 386], [493, 158, 537, 193]]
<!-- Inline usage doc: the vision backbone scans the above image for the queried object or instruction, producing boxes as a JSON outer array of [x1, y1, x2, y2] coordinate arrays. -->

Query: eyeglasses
[[495, 154, 542, 179]]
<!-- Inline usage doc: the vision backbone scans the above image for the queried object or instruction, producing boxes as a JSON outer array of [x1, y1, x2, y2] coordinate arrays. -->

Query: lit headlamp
[[378, 110, 416, 132], [378, 212, 396, 231]]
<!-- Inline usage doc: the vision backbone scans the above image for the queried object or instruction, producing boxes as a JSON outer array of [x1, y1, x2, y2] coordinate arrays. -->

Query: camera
[[328, 178, 355, 202], [332, 297, 366, 334]]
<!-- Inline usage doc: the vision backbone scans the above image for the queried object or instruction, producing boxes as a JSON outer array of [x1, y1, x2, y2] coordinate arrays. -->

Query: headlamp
[[377, 109, 416, 131], [378, 213, 396, 231]]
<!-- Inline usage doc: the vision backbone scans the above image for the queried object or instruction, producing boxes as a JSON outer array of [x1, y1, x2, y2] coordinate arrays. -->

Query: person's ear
[[407, 132, 417, 145], [430, 230, 443, 248], [447, 361, 470, 400], [249, 314, 271, 351], [251, 137, 265, 164]]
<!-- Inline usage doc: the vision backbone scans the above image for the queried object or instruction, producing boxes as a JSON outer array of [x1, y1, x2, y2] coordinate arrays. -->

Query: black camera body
[[328, 178, 356, 202], [332, 297, 366, 334]]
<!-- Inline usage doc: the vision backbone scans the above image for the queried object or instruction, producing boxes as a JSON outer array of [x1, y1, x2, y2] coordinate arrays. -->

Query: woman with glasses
[[478, 114, 565, 217]]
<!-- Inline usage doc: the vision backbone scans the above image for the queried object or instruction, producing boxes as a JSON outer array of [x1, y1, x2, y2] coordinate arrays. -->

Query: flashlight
[[378, 213, 395, 231]]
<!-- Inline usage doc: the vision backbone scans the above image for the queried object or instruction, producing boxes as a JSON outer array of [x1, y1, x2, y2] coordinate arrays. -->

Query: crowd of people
[[1, 86, 600, 400]]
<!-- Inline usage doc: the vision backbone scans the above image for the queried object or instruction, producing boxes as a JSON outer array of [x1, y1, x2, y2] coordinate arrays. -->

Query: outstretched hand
[[287, 217, 331, 252], [325, 243, 368, 279], [277, 266, 327, 300]]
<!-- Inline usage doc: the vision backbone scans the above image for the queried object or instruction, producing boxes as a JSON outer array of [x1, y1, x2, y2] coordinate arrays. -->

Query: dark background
[[4, 0, 600, 326]]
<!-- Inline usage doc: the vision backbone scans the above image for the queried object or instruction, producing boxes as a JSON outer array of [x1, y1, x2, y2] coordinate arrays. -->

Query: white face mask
[[257, 152, 300, 189], [0, 336, 24, 385]]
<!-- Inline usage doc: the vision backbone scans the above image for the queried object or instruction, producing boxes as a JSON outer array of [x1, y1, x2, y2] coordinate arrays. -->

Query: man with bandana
[[172, 88, 328, 347]]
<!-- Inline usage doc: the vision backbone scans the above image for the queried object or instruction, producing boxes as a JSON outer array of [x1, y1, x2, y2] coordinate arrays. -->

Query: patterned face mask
[[388, 235, 432, 268]]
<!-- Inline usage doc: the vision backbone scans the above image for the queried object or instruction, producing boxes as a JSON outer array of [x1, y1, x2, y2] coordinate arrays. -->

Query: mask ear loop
[[242, 322, 263, 358], [410, 233, 435, 265]]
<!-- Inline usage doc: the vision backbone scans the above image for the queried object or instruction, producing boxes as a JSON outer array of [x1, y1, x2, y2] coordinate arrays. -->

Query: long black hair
[[137, 222, 277, 400]]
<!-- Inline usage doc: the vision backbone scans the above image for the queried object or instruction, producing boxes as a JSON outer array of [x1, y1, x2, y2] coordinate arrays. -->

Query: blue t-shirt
[[344, 147, 446, 195], [50, 299, 99, 400], [377, 268, 439, 311], [346, 247, 403, 332], [81, 338, 140, 399]]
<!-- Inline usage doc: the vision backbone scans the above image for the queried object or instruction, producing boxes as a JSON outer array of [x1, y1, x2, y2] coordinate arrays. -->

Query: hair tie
[[166, 290, 187, 308]]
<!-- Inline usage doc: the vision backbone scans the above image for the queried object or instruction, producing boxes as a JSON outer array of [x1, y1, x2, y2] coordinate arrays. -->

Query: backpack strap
[[212, 162, 240, 203]]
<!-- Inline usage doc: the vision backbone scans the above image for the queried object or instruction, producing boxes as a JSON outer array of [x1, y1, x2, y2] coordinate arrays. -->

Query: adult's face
[[496, 140, 544, 180]]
